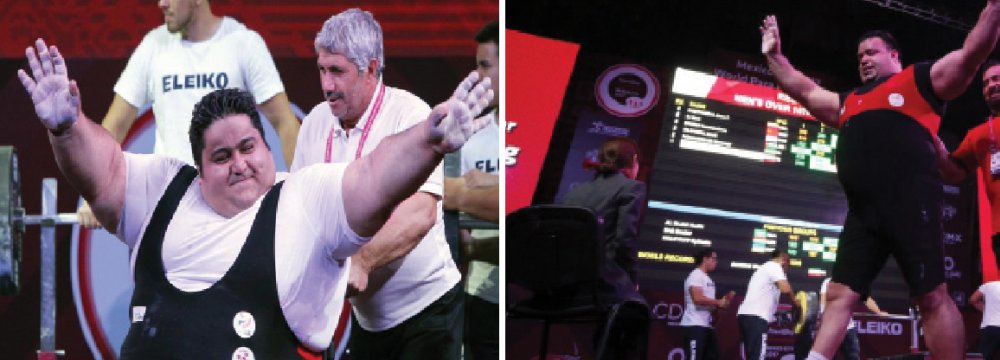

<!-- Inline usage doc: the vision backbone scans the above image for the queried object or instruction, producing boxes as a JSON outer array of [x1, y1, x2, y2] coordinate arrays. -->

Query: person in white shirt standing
[[76, 0, 300, 228], [737, 249, 796, 360], [443, 20, 501, 360], [290, 8, 463, 359], [971, 280, 1000, 359], [681, 248, 735, 360]]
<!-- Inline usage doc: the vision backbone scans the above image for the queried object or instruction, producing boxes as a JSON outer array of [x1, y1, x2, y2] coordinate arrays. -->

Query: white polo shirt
[[291, 81, 460, 331]]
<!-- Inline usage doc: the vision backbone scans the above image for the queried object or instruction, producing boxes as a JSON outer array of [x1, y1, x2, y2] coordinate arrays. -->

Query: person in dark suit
[[560, 136, 648, 360]]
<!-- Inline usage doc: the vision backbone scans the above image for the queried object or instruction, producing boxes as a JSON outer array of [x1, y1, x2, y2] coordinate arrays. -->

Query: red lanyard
[[990, 116, 998, 152], [325, 84, 386, 162]]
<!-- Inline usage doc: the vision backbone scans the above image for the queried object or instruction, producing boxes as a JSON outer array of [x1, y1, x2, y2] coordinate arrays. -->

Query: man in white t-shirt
[[289, 9, 464, 359], [442, 20, 500, 360], [76, 0, 300, 228], [818, 278, 889, 360], [971, 280, 1000, 359], [737, 249, 796, 360], [17, 38, 492, 359], [681, 248, 735, 360]]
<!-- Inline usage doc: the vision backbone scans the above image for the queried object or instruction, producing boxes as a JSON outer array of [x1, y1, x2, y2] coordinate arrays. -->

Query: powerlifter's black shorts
[[831, 113, 944, 298]]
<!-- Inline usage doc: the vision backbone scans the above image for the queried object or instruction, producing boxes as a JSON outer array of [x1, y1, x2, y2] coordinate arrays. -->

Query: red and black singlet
[[838, 62, 943, 134]]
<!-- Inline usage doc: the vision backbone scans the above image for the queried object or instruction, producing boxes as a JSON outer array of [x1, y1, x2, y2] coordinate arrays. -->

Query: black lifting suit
[[120, 166, 305, 359]]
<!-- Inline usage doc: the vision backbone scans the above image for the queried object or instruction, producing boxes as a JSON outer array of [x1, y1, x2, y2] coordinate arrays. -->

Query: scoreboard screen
[[639, 67, 910, 306]]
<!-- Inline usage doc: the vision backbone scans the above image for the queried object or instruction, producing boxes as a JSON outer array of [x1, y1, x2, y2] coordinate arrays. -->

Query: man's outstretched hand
[[17, 38, 80, 134], [428, 71, 494, 154], [760, 15, 782, 56]]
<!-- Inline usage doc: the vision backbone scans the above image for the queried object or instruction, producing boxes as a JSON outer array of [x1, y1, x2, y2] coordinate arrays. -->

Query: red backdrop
[[0, 0, 497, 58], [0, 1, 497, 358]]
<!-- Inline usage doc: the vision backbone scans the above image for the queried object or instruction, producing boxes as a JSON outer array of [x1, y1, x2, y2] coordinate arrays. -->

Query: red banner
[[505, 30, 580, 214], [672, 67, 816, 121], [0, 1, 498, 58]]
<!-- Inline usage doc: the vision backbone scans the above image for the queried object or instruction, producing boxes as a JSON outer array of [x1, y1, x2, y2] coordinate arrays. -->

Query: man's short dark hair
[[189, 88, 269, 170], [770, 248, 788, 259], [984, 58, 1000, 76], [475, 20, 499, 46], [694, 248, 716, 266], [858, 30, 901, 59]]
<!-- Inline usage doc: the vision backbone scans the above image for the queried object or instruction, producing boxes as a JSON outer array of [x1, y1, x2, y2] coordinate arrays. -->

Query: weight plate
[[793, 290, 819, 334], [0, 146, 21, 295]]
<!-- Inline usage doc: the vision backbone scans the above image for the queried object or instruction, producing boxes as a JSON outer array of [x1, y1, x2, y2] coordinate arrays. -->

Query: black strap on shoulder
[[133, 165, 199, 284], [224, 181, 285, 288]]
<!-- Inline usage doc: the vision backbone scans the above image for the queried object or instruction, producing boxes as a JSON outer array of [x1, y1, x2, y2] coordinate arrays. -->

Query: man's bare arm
[[341, 72, 493, 236], [258, 92, 300, 166], [443, 173, 499, 221], [76, 94, 140, 229], [347, 192, 438, 295], [101, 95, 139, 144], [777, 279, 795, 300], [930, 1, 1000, 101], [864, 297, 890, 316], [690, 286, 730, 308], [18, 39, 127, 233], [932, 135, 969, 183], [971, 289, 986, 312], [760, 15, 841, 127]]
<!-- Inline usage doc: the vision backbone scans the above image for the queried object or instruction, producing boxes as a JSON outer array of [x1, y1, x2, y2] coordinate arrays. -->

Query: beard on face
[[989, 98, 1000, 115], [987, 86, 1000, 114]]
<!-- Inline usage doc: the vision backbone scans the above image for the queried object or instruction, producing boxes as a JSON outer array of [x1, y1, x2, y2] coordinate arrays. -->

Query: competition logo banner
[[594, 64, 660, 117], [546, 52, 668, 205]]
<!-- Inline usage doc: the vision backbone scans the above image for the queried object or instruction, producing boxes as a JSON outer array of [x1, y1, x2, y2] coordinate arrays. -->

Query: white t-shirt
[[680, 268, 715, 327], [459, 111, 500, 174], [820, 277, 855, 330], [116, 153, 365, 351], [291, 82, 460, 331], [737, 260, 787, 323], [115, 17, 285, 165], [980, 281, 1000, 328], [462, 111, 500, 304]]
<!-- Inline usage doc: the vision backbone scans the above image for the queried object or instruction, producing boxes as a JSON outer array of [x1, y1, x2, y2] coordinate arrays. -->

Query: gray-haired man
[[290, 8, 465, 359]]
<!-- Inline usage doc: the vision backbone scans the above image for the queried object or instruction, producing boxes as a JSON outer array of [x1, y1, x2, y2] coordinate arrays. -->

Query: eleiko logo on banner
[[856, 320, 904, 336]]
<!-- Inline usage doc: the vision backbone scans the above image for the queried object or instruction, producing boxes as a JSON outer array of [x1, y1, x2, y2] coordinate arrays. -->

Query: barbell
[[0, 146, 78, 296], [0, 145, 80, 356], [793, 290, 819, 334], [0, 146, 496, 297]]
